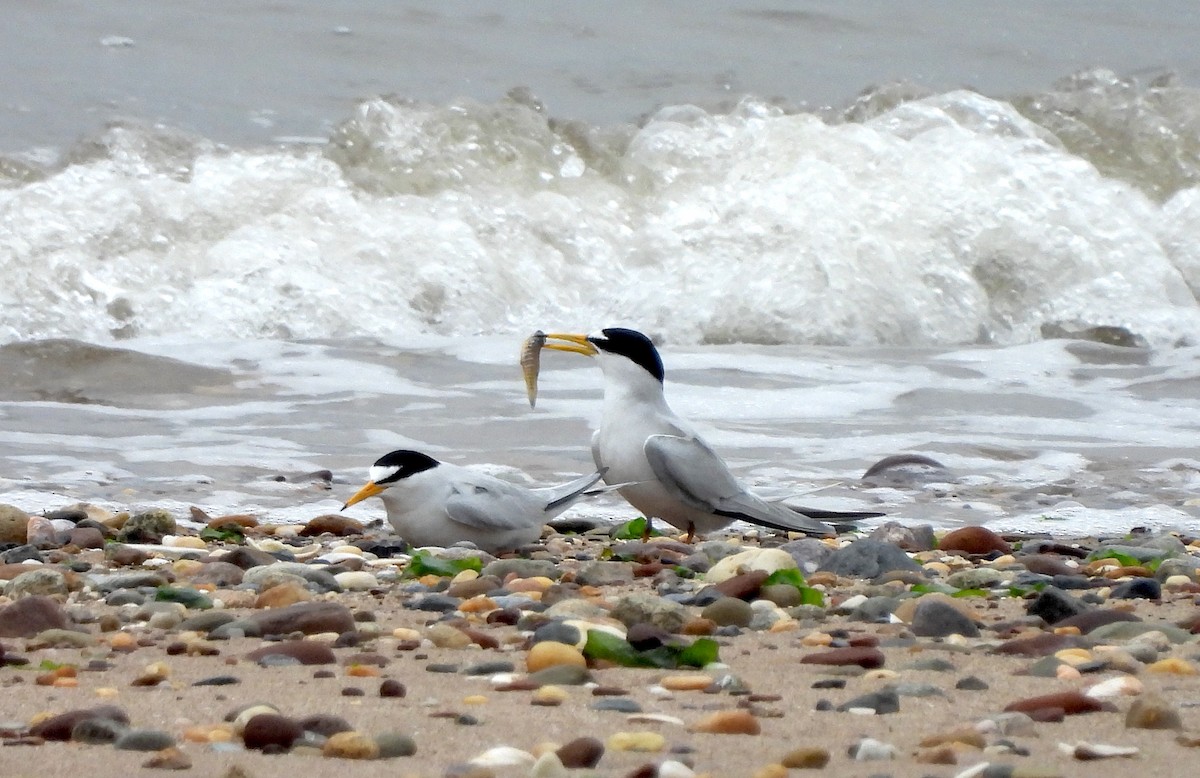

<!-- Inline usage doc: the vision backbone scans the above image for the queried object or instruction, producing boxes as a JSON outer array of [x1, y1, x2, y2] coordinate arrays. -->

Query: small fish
[[520, 330, 546, 408]]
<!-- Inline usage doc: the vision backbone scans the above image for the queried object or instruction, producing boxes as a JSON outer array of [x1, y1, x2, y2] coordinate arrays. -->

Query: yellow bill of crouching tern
[[342, 449, 609, 553], [534, 327, 885, 540]]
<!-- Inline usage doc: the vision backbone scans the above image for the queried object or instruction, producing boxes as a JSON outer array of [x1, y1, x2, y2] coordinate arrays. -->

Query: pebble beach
[[2, 500, 1199, 778]]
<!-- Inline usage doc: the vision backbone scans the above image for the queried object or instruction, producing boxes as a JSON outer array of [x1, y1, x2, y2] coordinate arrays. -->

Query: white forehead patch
[[369, 464, 401, 483]]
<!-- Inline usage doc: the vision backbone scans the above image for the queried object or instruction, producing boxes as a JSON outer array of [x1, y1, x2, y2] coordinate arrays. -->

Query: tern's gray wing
[[643, 434, 836, 536], [443, 479, 545, 530]]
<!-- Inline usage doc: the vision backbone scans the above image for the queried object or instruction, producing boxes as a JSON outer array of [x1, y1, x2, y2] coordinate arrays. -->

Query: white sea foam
[[2, 89, 1198, 349]]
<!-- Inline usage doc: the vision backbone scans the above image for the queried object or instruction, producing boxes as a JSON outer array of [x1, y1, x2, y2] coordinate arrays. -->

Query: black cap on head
[[590, 327, 665, 383], [372, 450, 439, 483]]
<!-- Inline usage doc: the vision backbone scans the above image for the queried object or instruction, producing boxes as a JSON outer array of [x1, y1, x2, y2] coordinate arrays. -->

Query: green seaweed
[[582, 629, 719, 669], [405, 549, 483, 578]]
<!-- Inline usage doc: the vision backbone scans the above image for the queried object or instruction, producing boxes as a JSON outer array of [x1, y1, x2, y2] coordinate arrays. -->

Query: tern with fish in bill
[[530, 327, 885, 541], [342, 449, 610, 552]]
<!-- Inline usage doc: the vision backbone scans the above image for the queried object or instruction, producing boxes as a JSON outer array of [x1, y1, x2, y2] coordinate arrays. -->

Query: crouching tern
[[536, 327, 884, 540], [342, 449, 608, 552]]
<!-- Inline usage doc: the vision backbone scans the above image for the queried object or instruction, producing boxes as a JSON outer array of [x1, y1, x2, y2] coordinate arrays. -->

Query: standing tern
[[536, 328, 884, 540], [342, 449, 608, 553]]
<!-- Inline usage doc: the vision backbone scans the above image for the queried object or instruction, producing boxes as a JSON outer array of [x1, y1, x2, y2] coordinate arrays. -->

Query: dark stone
[[244, 601, 355, 636], [1019, 554, 1080, 577], [30, 705, 129, 741], [1003, 690, 1110, 716], [193, 675, 240, 686], [221, 546, 285, 569], [2, 544, 43, 564], [113, 729, 176, 751], [0, 595, 71, 638], [938, 526, 1011, 555], [713, 570, 770, 600], [246, 639, 336, 665], [71, 717, 128, 744], [990, 632, 1089, 657], [1110, 578, 1162, 600], [867, 521, 937, 552], [179, 610, 239, 634], [836, 686, 900, 714], [861, 453, 950, 486], [462, 660, 516, 676], [848, 596, 901, 623], [116, 510, 176, 543], [379, 679, 406, 698], [190, 561, 245, 587], [1026, 587, 1088, 625], [812, 678, 846, 689], [818, 539, 922, 579], [591, 698, 642, 713], [300, 514, 364, 537], [405, 594, 463, 613], [800, 647, 885, 669], [626, 622, 673, 651], [297, 714, 353, 737], [242, 713, 303, 752], [910, 598, 980, 638], [532, 621, 583, 647], [1055, 608, 1141, 634], [956, 676, 989, 690], [375, 732, 418, 758], [1049, 574, 1097, 590], [556, 736, 604, 768], [701, 597, 753, 627]]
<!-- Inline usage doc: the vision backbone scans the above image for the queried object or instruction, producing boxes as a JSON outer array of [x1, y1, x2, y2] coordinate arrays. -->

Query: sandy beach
[[1, 504, 1198, 778]]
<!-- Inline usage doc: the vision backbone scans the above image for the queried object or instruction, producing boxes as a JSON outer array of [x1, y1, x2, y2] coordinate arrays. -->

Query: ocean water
[[0, 3, 1198, 536]]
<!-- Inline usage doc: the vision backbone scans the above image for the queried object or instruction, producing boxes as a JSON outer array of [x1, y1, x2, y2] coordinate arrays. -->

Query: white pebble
[[333, 571, 378, 590], [657, 761, 696, 778], [1085, 675, 1143, 698], [469, 746, 535, 767]]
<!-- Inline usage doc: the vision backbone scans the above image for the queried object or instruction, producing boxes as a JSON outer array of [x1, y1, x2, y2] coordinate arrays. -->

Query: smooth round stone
[[463, 660, 516, 676], [660, 674, 715, 691], [529, 751, 569, 778], [526, 641, 586, 673], [379, 679, 407, 698], [556, 736, 604, 768], [606, 731, 666, 753], [531, 621, 584, 647], [71, 717, 129, 744], [847, 737, 898, 761], [759, 584, 804, 608], [113, 729, 176, 751], [532, 685, 569, 706], [231, 704, 281, 734], [242, 713, 303, 752], [333, 571, 378, 591], [591, 698, 642, 714], [7, 568, 69, 598], [946, 567, 1006, 589], [1125, 693, 1183, 730], [322, 730, 380, 759], [688, 709, 760, 734], [781, 747, 831, 768], [375, 732, 418, 758], [427, 623, 473, 649], [528, 665, 592, 686], [938, 526, 1011, 555], [700, 597, 753, 627], [706, 548, 798, 584]]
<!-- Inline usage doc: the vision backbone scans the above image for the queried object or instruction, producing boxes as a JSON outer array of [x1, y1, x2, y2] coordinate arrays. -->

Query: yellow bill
[[342, 481, 385, 509]]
